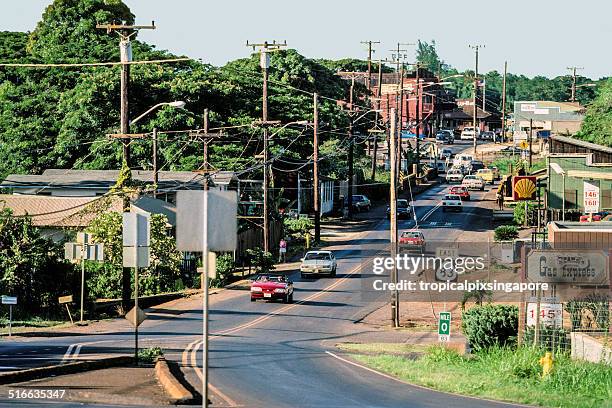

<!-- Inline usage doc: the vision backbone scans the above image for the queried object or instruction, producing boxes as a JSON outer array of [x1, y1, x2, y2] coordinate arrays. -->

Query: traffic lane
[[0, 343, 68, 372]]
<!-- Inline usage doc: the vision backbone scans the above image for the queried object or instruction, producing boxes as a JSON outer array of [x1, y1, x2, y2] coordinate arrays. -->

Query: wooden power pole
[[469, 44, 484, 154], [501, 61, 507, 144], [313, 93, 320, 243], [96, 22, 156, 167], [246, 41, 287, 252], [347, 77, 355, 219], [567, 66, 584, 103], [389, 108, 399, 327], [361, 40, 380, 91]]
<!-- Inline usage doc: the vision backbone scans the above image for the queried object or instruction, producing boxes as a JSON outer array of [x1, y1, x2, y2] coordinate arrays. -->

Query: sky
[[3, 0, 611, 79]]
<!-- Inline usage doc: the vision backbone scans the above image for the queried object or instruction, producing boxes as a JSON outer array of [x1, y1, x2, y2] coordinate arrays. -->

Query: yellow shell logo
[[515, 178, 536, 199]]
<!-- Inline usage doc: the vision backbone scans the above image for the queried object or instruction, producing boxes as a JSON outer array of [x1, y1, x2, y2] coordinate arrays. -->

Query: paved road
[[1, 140, 518, 407]]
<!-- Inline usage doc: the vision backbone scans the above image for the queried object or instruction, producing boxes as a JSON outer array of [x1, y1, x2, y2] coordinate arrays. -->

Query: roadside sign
[[196, 252, 217, 279], [58, 295, 73, 304], [1, 296, 17, 305], [526, 302, 562, 327], [512, 176, 537, 201], [125, 306, 147, 327], [583, 180, 600, 214], [438, 312, 451, 342], [518, 140, 529, 150], [526, 250, 609, 285], [122, 212, 150, 268]]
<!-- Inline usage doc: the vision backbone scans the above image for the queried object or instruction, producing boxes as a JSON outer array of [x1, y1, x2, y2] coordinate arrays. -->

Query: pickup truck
[[446, 168, 464, 183], [442, 194, 463, 212]]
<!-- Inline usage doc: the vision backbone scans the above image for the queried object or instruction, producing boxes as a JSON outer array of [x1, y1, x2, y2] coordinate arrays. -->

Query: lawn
[[0, 317, 70, 335], [344, 344, 612, 408]]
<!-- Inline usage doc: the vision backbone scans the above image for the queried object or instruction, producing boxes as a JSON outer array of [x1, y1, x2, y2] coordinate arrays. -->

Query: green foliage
[[494, 225, 519, 241], [283, 217, 313, 236], [209, 253, 234, 288], [245, 247, 275, 274], [416, 40, 443, 74], [137, 347, 163, 363], [0, 208, 74, 318], [513, 201, 537, 225], [523, 326, 570, 351], [85, 211, 181, 299], [575, 78, 612, 147], [461, 304, 518, 350], [564, 295, 610, 331]]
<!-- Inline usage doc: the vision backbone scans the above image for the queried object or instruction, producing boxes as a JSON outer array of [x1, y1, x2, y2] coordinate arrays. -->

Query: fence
[[519, 296, 611, 353]]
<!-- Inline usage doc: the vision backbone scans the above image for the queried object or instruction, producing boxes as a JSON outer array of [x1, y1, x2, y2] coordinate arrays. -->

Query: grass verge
[[347, 345, 612, 408], [0, 318, 69, 335], [337, 343, 428, 355]]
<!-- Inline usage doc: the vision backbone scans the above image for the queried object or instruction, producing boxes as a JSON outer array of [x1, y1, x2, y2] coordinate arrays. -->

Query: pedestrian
[[279, 238, 287, 263], [496, 191, 504, 210]]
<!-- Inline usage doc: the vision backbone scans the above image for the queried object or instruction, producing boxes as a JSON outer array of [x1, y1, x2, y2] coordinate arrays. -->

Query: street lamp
[[130, 100, 186, 126]]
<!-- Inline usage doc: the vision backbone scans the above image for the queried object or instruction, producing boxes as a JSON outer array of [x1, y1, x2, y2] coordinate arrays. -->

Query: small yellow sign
[[58, 295, 73, 304], [519, 140, 529, 150]]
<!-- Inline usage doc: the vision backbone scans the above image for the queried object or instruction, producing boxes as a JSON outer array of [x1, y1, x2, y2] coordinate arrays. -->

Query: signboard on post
[[125, 306, 147, 327], [526, 302, 562, 327], [526, 250, 609, 285], [176, 190, 238, 252], [438, 312, 451, 342], [583, 180, 600, 214], [122, 212, 150, 268], [1, 296, 17, 305], [512, 176, 537, 201]]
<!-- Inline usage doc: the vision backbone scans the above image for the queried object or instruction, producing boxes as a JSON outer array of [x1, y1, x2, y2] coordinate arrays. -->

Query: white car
[[446, 168, 464, 183], [300, 251, 337, 278], [462, 175, 485, 191], [442, 194, 463, 212], [460, 127, 480, 140], [453, 154, 474, 169]]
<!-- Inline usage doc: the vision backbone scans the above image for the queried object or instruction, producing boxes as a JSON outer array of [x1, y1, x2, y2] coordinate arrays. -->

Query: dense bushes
[[494, 225, 519, 241], [461, 304, 518, 350]]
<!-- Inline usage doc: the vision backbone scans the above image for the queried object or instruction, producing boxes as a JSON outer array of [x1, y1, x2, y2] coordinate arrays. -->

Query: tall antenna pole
[[246, 40, 287, 252], [567, 66, 583, 102]]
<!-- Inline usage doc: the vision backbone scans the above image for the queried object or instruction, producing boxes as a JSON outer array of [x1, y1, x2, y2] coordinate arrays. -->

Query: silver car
[[300, 251, 337, 278]]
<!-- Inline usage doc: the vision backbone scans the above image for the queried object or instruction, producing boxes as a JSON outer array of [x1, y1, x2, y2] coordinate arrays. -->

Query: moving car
[[446, 168, 464, 183], [442, 194, 463, 212], [462, 175, 485, 190], [490, 166, 501, 180], [460, 126, 480, 140], [439, 148, 453, 160], [350, 194, 371, 212], [476, 168, 494, 184], [250, 273, 294, 303], [453, 154, 474, 169], [449, 186, 470, 201], [300, 250, 337, 278], [387, 199, 412, 219], [399, 230, 425, 251], [468, 160, 485, 173]]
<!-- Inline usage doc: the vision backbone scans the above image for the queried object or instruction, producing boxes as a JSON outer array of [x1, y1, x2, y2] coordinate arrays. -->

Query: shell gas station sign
[[512, 176, 537, 201]]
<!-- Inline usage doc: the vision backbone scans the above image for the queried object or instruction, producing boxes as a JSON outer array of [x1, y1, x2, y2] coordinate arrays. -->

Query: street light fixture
[[129, 100, 186, 126]]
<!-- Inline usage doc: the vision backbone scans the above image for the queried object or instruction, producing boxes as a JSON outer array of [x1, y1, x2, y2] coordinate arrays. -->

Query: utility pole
[[501, 61, 507, 144], [203, 109, 210, 191], [371, 59, 384, 181], [469, 44, 484, 154], [96, 22, 156, 168], [313, 93, 320, 243], [246, 41, 287, 252], [347, 76, 355, 219], [389, 109, 399, 328], [567, 66, 584, 103], [414, 63, 422, 176], [529, 118, 533, 170], [152, 128, 158, 196], [361, 41, 380, 91]]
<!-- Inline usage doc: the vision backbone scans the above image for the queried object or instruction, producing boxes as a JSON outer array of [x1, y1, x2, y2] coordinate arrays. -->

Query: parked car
[[399, 230, 425, 252], [387, 199, 412, 219], [462, 175, 485, 191], [460, 126, 480, 140], [480, 131, 495, 141], [345, 194, 371, 212], [436, 130, 454, 144], [446, 168, 464, 183], [250, 273, 294, 303], [442, 194, 463, 212], [300, 250, 337, 278], [449, 186, 470, 201], [579, 212, 609, 222], [476, 168, 494, 184]]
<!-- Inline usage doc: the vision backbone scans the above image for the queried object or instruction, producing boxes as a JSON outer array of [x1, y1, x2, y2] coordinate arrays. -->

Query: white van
[[461, 126, 480, 140], [453, 154, 474, 169]]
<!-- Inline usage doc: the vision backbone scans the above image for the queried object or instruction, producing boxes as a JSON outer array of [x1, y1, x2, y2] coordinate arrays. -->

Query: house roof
[[551, 135, 612, 155], [442, 106, 492, 120], [0, 169, 238, 191], [0, 194, 177, 228]]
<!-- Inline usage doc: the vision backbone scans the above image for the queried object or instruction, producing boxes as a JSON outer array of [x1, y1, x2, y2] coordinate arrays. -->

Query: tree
[[416, 40, 443, 74], [0, 208, 74, 317], [575, 78, 612, 147]]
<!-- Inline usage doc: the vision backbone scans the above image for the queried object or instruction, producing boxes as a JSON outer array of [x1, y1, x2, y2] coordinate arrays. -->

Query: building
[[513, 101, 585, 139], [547, 153, 612, 220], [548, 221, 612, 250], [549, 135, 612, 164], [440, 100, 500, 133]]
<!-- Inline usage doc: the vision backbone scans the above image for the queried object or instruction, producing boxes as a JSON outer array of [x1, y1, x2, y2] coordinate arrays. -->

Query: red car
[[399, 230, 425, 252], [250, 274, 294, 303], [449, 186, 470, 201], [579, 214, 602, 223]]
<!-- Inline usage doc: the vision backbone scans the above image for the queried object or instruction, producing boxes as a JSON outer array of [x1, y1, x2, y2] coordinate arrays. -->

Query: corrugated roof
[[551, 135, 612, 154]]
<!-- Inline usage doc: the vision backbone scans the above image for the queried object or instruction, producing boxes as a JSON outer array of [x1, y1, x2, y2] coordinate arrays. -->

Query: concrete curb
[[155, 357, 194, 404], [0, 356, 134, 385]]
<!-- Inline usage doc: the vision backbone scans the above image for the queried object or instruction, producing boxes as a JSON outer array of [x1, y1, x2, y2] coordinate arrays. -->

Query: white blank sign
[[176, 190, 237, 252]]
